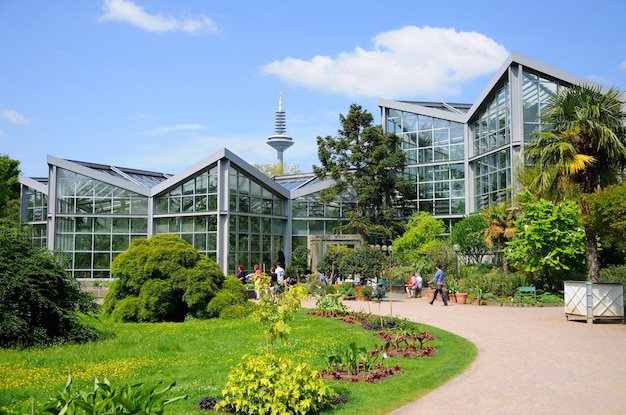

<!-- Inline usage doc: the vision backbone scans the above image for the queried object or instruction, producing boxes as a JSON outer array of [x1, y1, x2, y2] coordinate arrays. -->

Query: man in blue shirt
[[429, 264, 448, 306]]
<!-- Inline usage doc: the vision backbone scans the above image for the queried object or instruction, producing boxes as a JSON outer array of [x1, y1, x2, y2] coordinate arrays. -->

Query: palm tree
[[525, 85, 626, 281], [481, 201, 517, 273]]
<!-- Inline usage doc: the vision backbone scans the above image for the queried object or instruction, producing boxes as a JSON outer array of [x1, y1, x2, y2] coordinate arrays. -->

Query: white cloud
[[139, 124, 204, 135], [99, 0, 219, 35], [0, 109, 31, 125], [262, 26, 509, 99]]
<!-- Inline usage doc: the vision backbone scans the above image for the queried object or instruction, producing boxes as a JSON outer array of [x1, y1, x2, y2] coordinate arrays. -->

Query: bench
[[518, 286, 536, 304]]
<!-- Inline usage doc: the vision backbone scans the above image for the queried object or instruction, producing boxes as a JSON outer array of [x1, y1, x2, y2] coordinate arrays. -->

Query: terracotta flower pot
[[456, 292, 468, 304], [427, 289, 435, 300]]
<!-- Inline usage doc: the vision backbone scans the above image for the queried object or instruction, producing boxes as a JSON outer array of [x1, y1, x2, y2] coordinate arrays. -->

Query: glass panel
[[75, 253, 91, 269], [194, 233, 207, 251], [181, 234, 193, 245], [195, 195, 207, 211], [182, 217, 194, 232], [208, 194, 217, 211], [93, 253, 111, 269], [131, 218, 148, 233], [292, 200, 307, 216], [182, 196, 194, 213], [76, 198, 93, 214], [75, 234, 92, 250], [156, 198, 168, 214], [94, 217, 111, 232], [76, 217, 92, 233], [112, 235, 129, 251], [93, 198, 111, 214], [155, 218, 168, 233], [131, 197, 148, 214], [94, 234, 110, 251], [196, 173, 208, 194], [208, 215, 217, 231], [207, 233, 217, 251], [112, 218, 129, 233]]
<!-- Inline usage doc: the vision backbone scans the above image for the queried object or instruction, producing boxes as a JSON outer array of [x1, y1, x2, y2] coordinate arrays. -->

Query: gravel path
[[305, 294, 626, 415]]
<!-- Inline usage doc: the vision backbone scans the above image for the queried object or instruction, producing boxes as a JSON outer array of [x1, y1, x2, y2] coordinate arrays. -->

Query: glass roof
[[71, 160, 171, 189]]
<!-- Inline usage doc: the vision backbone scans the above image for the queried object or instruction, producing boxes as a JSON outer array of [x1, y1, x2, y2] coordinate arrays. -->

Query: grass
[[0, 308, 477, 415]]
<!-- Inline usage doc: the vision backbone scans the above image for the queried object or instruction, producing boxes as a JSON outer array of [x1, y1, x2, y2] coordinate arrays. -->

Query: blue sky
[[1, 0, 625, 178]]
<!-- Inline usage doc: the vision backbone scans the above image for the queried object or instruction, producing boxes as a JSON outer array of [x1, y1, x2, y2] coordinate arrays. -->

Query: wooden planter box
[[564, 281, 624, 323]]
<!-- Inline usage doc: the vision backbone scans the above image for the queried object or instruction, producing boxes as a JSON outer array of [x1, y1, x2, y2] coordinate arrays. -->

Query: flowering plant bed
[[319, 363, 403, 383]]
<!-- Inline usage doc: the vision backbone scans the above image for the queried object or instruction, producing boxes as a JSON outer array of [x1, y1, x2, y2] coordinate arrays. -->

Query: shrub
[[111, 296, 140, 322], [216, 353, 336, 415], [206, 291, 247, 318], [220, 276, 248, 301], [106, 234, 224, 322], [138, 279, 176, 322], [600, 264, 626, 285], [0, 220, 99, 348], [219, 303, 252, 319], [102, 279, 127, 315]]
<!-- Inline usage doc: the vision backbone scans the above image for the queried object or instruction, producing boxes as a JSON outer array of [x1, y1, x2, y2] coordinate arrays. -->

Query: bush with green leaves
[[0, 219, 99, 348], [216, 352, 336, 415], [599, 265, 626, 285], [220, 276, 248, 301], [206, 291, 248, 318], [110, 296, 140, 322], [219, 303, 253, 319], [104, 234, 224, 322], [138, 279, 176, 322], [0, 376, 186, 415]]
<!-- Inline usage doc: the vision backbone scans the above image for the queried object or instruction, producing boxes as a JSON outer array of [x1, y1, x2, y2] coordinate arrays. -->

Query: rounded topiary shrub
[[206, 291, 246, 318], [138, 279, 176, 322], [217, 353, 337, 415], [111, 296, 140, 322]]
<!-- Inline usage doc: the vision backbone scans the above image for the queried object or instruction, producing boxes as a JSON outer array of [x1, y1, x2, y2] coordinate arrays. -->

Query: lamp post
[[453, 244, 460, 278]]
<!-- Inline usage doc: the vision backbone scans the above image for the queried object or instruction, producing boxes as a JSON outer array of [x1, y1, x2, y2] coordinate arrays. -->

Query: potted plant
[[471, 286, 484, 306], [454, 279, 468, 304], [360, 285, 373, 301], [447, 279, 458, 303], [427, 282, 436, 301], [338, 283, 355, 300]]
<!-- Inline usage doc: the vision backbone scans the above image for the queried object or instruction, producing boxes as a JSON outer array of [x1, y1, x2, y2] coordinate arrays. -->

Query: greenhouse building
[[19, 52, 614, 282]]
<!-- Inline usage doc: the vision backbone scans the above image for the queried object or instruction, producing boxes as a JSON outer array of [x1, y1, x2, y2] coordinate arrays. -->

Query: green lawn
[[0, 308, 477, 415]]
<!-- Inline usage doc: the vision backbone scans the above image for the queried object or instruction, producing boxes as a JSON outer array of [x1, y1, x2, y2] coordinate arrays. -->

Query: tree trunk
[[584, 229, 600, 283]]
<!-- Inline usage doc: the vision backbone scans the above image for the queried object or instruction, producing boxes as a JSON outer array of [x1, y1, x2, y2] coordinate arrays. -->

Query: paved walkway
[[306, 293, 626, 415]]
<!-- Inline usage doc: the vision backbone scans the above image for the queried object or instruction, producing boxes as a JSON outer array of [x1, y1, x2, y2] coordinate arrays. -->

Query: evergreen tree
[[313, 104, 413, 241]]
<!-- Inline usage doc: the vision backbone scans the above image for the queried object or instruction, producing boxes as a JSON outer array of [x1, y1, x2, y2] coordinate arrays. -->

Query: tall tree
[[392, 212, 445, 267], [450, 214, 489, 264], [0, 155, 20, 220], [582, 183, 626, 266], [481, 201, 517, 273], [313, 104, 413, 242], [525, 85, 626, 281]]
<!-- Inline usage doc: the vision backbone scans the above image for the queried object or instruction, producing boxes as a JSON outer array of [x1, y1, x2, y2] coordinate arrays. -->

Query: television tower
[[266, 91, 294, 167]]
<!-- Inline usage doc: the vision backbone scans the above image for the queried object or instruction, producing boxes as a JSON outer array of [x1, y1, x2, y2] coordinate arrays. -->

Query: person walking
[[275, 262, 285, 293], [415, 273, 423, 298], [429, 264, 448, 305]]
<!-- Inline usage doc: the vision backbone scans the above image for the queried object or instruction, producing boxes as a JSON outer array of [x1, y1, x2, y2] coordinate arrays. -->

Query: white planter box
[[564, 281, 624, 323]]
